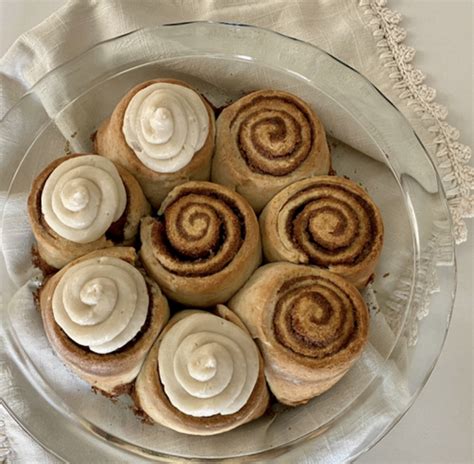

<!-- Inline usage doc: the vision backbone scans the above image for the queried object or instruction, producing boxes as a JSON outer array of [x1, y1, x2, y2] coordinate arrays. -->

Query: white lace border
[[360, 0, 473, 244]]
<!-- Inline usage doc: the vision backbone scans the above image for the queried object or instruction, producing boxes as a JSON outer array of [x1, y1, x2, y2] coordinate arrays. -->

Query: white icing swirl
[[122, 83, 209, 173], [41, 155, 127, 244], [52, 256, 149, 354], [158, 313, 259, 417]]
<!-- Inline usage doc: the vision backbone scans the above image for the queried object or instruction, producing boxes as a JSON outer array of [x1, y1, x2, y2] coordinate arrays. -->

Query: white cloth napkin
[[0, 1, 470, 463]]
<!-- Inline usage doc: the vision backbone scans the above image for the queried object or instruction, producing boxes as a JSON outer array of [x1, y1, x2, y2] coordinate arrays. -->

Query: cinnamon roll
[[260, 176, 384, 288], [212, 89, 330, 212], [140, 181, 262, 307], [28, 154, 150, 271], [94, 79, 216, 208], [229, 262, 369, 405], [39, 247, 169, 396], [134, 306, 269, 435]]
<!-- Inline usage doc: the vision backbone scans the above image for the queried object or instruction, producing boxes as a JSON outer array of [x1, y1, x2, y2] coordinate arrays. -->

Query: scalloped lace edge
[[359, 0, 463, 344], [359, 0, 473, 245]]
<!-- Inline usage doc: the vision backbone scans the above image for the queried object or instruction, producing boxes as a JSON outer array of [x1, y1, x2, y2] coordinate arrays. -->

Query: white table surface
[[0, 1, 472, 463]]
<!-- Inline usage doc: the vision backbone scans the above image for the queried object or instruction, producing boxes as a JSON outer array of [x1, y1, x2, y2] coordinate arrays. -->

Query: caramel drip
[[230, 95, 315, 176], [284, 183, 379, 266], [151, 187, 246, 277], [273, 276, 359, 359]]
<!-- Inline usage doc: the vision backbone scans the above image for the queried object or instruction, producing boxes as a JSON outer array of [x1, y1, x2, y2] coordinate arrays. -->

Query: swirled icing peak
[[52, 256, 149, 354], [158, 313, 259, 417], [123, 83, 209, 173], [41, 155, 127, 244]]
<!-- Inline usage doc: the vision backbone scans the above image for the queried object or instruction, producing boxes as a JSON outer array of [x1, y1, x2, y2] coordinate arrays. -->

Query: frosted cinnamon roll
[[94, 79, 216, 208], [39, 247, 169, 396], [229, 263, 369, 405], [28, 154, 150, 271], [140, 181, 261, 307], [211, 89, 330, 212], [134, 306, 269, 435], [260, 176, 384, 288]]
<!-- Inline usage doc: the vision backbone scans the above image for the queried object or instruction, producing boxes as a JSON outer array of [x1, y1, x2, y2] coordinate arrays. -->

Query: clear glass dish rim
[[0, 20, 457, 463]]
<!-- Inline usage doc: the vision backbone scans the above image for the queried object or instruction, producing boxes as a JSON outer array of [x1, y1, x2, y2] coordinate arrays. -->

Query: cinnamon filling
[[151, 187, 247, 277], [284, 183, 379, 266], [229, 95, 315, 176], [273, 276, 359, 359]]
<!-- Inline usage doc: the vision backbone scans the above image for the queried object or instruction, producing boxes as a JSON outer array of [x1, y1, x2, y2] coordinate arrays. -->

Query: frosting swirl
[[123, 83, 209, 173], [41, 155, 127, 244], [52, 256, 149, 354], [158, 313, 259, 417]]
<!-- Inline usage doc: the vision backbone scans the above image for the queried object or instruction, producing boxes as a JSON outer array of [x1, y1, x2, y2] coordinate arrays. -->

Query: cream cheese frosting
[[52, 256, 149, 354], [158, 313, 259, 417], [122, 83, 209, 173], [41, 155, 127, 244]]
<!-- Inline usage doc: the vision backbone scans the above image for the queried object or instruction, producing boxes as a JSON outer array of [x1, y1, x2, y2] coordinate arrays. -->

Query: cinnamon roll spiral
[[94, 79, 216, 208], [134, 306, 269, 435], [140, 181, 261, 307], [39, 247, 169, 396], [229, 262, 369, 405], [212, 89, 330, 212], [260, 176, 384, 288], [28, 154, 150, 271]]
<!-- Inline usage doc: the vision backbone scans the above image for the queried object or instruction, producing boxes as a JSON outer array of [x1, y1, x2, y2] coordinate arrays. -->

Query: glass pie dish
[[0, 22, 456, 463]]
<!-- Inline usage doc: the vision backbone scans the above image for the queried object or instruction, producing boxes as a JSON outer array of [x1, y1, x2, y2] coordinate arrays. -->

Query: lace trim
[[359, 0, 473, 244], [359, 0, 461, 344]]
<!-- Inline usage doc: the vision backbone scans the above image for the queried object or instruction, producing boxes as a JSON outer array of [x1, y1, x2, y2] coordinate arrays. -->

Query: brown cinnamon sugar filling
[[284, 183, 379, 266], [230, 95, 315, 176], [273, 276, 359, 359], [151, 187, 247, 277]]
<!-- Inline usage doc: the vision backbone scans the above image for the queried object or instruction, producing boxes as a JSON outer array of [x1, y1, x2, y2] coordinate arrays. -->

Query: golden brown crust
[[134, 309, 269, 435], [139, 181, 262, 307], [228, 262, 369, 406], [260, 176, 384, 288], [211, 89, 331, 213], [117, 165, 152, 243], [39, 247, 169, 396], [27, 154, 150, 271], [94, 78, 216, 208]]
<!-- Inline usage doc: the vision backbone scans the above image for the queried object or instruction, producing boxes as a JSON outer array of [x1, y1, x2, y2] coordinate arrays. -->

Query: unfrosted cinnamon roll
[[94, 79, 216, 208], [134, 306, 269, 435], [140, 181, 262, 307], [28, 154, 150, 271], [211, 89, 330, 212], [229, 262, 369, 406], [260, 176, 384, 288], [39, 247, 169, 396]]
